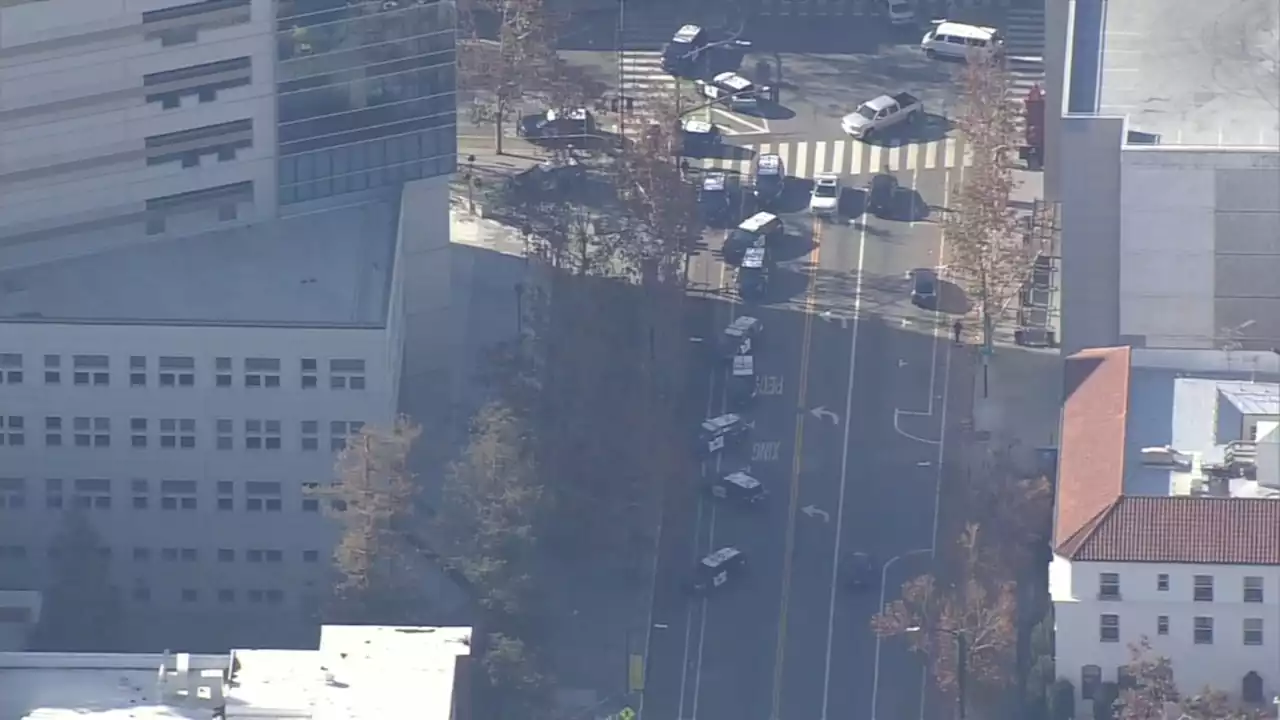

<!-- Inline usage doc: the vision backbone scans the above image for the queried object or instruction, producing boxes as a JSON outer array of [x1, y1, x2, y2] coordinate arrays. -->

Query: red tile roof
[[1053, 346, 1280, 565]]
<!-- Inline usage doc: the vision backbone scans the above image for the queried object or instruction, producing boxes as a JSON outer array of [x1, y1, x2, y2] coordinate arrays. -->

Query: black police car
[[518, 108, 594, 144], [723, 211, 783, 265], [728, 354, 759, 410], [688, 546, 746, 594], [662, 24, 711, 76], [699, 172, 733, 227], [737, 246, 771, 300], [753, 153, 786, 208], [843, 551, 877, 590], [678, 119, 722, 156], [867, 170, 899, 218], [707, 471, 767, 505]]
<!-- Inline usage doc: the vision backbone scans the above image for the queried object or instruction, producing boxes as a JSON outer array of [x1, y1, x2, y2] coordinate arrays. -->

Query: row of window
[[3, 418, 364, 452], [1098, 572, 1266, 602], [0, 545, 322, 565], [132, 586, 288, 606], [0, 479, 335, 514], [1099, 613, 1265, 646], [0, 354, 367, 390]]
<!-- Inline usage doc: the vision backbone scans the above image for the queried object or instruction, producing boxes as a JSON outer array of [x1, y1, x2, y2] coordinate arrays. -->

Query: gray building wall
[[1058, 114, 1124, 354], [1043, 0, 1070, 201]]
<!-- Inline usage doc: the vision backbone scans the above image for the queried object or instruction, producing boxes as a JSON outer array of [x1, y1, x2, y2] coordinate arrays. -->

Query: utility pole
[[955, 630, 968, 720], [616, 0, 627, 141]]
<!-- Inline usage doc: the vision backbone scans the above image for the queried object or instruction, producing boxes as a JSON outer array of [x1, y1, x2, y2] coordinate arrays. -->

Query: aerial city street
[[554, 2, 1047, 720]]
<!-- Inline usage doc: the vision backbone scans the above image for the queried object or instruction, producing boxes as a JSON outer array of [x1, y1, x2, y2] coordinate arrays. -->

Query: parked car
[[841, 92, 923, 139]]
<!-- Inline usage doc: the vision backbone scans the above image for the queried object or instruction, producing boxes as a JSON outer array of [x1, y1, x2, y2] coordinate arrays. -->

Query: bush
[[1094, 682, 1119, 720], [1051, 679, 1076, 720]]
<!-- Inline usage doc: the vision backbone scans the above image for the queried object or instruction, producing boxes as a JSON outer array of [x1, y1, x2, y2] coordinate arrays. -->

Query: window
[[160, 418, 196, 448], [133, 585, 151, 602], [159, 356, 195, 387], [0, 478, 26, 510], [73, 417, 110, 447], [301, 358, 318, 388], [180, 548, 198, 562], [218, 589, 236, 603], [131, 479, 149, 509], [245, 481, 282, 512], [45, 478, 63, 509], [44, 355, 60, 385], [1099, 614, 1119, 642], [215, 357, 232, 386], [216, 419, 233, 450], [1098, 573, 1120, 599], [266, 589, 284, 605], [44, 417, 62, 447], [265, 549, 283, 563], [244, 357, 281, 387], [133, 547, 151, 562], [1193, 575, 1214, 602], [330, 420, 364, 451], [245, 419, 282, 450], [218, 548, 235, 562], [72, 478, 112, 509], [131, 418, 148, 447], [1194, 616, 1214, 644], [302, 482, 320, 512], [1157, 573, 1169, 591], [130, 356, 147, 386], [301, 420, 319, 451], [181, 588, 198, 603], [1244, 576, 1264, 603], [72, 354, 110, 386], [217, 480, 234, 511], [248, 589, 264, 603], [160, 480, 197, 510], [1243, 618, 1263, 646], [161, 547, 179, 562], [1157, 615, 1169, 635], [0, 416, 25, 446], [303, 549, 320, 562], [0, 353, 23, 384], [329, 359, 366, 389]]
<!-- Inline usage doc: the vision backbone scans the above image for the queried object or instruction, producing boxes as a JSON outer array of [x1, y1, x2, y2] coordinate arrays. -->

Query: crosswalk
[[753, 0, 1014, 14], [617, 50, 678, 136], [1004, 8, 1046, 96], [700, 136, 976, 177]]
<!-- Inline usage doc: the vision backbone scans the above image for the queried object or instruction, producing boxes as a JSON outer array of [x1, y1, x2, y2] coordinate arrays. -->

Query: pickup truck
[[840, 92, 923, 139]]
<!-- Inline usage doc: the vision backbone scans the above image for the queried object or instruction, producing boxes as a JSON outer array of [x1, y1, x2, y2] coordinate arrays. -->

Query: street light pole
[[954, 629, 969, 720], [870, 548, 933, 720]]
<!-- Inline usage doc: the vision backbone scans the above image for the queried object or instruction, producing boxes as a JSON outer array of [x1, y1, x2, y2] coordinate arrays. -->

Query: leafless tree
[[1114, 639, 1179, 720], [945, 53, 1031, 351], [965, 443, 1053, 575], [457, 0, 559, 154], [312, 416, 426, 624]]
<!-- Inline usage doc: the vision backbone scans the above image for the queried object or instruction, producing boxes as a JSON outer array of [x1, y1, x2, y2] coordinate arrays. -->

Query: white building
[[1051, 346, 1280, 713], [0, 0, 460, 650], [1053, 0, 1280, 354], [0, 624, 473, 719]]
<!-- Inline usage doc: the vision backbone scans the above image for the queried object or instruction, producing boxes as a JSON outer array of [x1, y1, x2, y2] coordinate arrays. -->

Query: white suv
[[809, 174, 841, 216]]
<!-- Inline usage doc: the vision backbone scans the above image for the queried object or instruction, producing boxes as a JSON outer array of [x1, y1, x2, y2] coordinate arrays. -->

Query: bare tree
[[435, 402, 543, 617], [313, 416, 425, 624], [965, 444, 1053, 575], [30, 510, 122, 652], [457, 0, 558, 154], [945, 53, 1031, 351], [1114, 639, 1179, 720]]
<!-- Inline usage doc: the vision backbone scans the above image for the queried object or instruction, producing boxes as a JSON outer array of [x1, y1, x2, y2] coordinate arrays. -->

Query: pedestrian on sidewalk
[[953, 320, 963, 345]]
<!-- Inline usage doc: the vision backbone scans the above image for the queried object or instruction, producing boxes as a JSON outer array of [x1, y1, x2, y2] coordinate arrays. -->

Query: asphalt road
[[644, 161, 973, 720]]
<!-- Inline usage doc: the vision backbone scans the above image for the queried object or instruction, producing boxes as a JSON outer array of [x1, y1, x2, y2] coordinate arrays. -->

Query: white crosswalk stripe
[[1004, 8, 1046, 96], [615, 50, 679, 137], [701, 136, 975, 177]]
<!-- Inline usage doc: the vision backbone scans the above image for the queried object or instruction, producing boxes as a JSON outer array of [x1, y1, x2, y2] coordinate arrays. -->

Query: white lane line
[[904, 143, 920, 171], [819, 195, 869, 720], [866, 144, 882, 174], [943, 138, 957, 168], [812, 141, 828, 176], [792, 141, 808, 179], [849, 140, 863, 175], [831, 140, 846, 175], [886, 143, 901, 172], [924, 141, 938, 170], [777, 142, 793, 174]]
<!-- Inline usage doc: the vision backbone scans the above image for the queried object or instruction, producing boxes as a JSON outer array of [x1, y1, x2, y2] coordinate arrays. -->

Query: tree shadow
[[935, 278, 973, 316], [857, 114, 955, 147]]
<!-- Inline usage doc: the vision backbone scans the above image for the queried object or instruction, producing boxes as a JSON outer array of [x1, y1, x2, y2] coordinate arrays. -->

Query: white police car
[[679, 118, 722, 156], [689, 546, 747, 593], [699, 413, 749, 455], [698, 72, 759, 109], [721, 315, 763, 358]]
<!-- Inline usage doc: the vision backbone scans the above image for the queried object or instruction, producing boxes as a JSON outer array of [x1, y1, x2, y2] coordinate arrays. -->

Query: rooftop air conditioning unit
[[1140, 446, 1190, 469]]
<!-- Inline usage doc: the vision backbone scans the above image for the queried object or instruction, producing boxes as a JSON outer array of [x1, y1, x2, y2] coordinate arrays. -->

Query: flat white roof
[[0, 625, 472, 720], [0, 197, 402, 327]]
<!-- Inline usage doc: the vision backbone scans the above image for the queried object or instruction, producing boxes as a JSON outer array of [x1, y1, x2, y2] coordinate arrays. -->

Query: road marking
[[962, 141, 975, 167], [831, 140, 846, 175], [849, 140, 862, 175], [943, 138, 958, 168], [812, 141, 828, 176], [770, 210, 824, 720], [778, 142, 793, 174], [924, 141, 938, 170], [886, 144, 901, 172], [819, 194, 868, 720], [759, 142, 773, 158], [905, 143, 920, 171], [792, 141, 808, 179], [866, 143, 881, 173]]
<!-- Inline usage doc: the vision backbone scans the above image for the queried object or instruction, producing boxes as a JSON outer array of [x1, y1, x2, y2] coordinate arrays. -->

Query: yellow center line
[[771, 215, 824, 720]]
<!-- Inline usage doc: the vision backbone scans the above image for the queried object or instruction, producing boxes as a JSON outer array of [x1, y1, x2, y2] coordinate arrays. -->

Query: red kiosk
[[1020, 84, 1045, 170]]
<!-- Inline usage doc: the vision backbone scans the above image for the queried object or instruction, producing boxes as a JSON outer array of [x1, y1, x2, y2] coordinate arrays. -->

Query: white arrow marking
[[820, 310, 834, 322], [802, 505, 831, 522], [810, 406, 840, 425], [898, 359, 907, 368], [916, 461, 932, 466]]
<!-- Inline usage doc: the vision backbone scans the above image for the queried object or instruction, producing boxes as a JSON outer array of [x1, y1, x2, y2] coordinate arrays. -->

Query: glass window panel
[[295, 152, 315, 181]]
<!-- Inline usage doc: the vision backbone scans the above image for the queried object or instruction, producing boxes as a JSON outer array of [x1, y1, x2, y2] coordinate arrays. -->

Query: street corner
[[892, 407, 941, 447]]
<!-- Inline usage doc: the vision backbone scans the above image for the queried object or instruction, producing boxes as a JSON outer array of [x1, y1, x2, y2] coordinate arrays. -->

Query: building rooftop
[[1055, 346, 1280, 564], [0, 625, 472, 720], [0, 199, 400, 328], [1067, 0, 1280, 147]]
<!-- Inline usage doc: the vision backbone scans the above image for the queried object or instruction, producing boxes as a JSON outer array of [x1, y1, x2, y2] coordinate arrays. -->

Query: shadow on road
[[935, 279, 972, 316]]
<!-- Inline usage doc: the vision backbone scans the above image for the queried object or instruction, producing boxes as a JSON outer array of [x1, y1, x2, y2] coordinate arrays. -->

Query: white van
[[921, 21, 1003, 60]]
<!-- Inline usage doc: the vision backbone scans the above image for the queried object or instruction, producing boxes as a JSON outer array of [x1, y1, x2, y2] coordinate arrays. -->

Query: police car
[[662, 24, 710, 76], [753, 153, 786, 207], [843, 551, 878, 590], [699, 413, 750, 455], [723, 211, 783, 265], [697, 72, 759, 109], [699, 172, 733, 227], [721, 315, 763, 358], [678, 118, 722, 156], [738, 246, 770, 299], [708, 471, 767, 505], [728, 354, 759, 410], [689, 546, 747, 593], [518, 108, 594, 143]]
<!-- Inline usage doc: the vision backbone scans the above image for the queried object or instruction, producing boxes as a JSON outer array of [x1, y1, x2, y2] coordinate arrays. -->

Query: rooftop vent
[[1225, 441, 1258, 471], [157, 651, 225, 705], [1141, 446, 1191, 469]]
